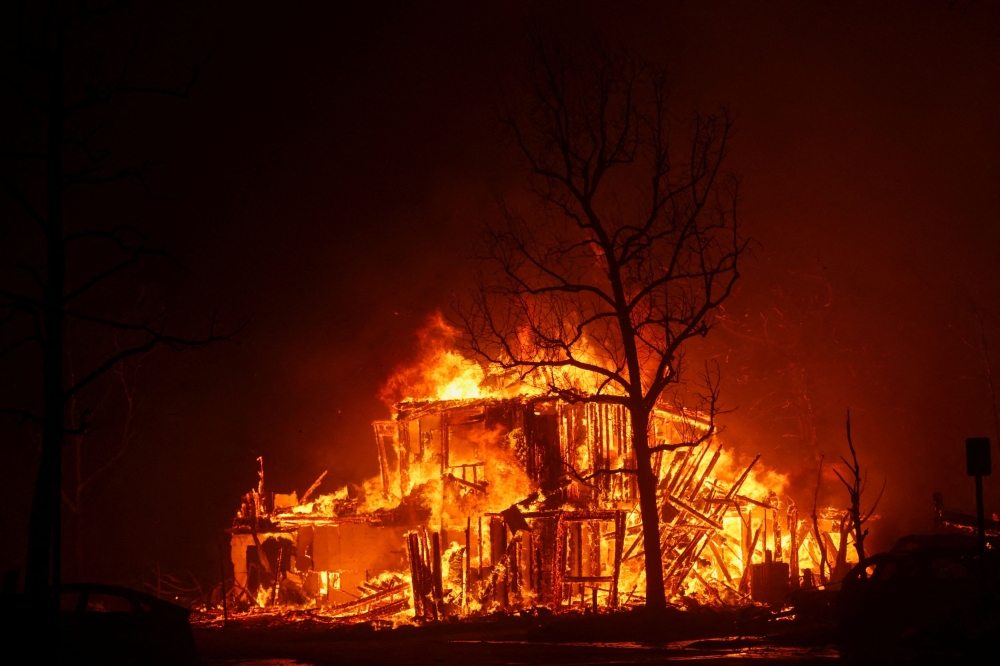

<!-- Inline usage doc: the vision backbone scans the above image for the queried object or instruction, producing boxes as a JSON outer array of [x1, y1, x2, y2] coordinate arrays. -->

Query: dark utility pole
[[966, 437, 992, 550]]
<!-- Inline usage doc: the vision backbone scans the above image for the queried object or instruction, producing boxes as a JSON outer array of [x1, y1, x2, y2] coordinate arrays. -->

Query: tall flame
[[380, 312, 631, 406], [379, 313, 488, 404]]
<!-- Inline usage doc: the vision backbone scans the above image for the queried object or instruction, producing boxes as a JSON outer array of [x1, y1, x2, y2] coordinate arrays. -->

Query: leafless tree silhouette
[[0, 2, 234, 596], [460, 39, 746, 611], [833, 410, 884, 567]]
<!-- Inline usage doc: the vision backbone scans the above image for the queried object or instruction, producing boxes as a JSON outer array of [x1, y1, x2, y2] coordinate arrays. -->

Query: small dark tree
[[833, 410, 884, 567], [461, 39, 745, 611], [0, 2, 231, 595], [809, 455, 829, 584]]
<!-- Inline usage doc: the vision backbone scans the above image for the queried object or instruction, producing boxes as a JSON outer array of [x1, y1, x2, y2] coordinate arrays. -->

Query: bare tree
[[460, 39, 745, 611], [809, 456, 829, 584], [0, 2, 233, 596], [60, 332, 143, 581], [62, 352, 140, 522], [833, 410, 884, 567]]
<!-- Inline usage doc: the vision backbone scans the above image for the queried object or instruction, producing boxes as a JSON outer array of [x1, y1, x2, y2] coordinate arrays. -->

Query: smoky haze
[[1, 0, 998, 584]]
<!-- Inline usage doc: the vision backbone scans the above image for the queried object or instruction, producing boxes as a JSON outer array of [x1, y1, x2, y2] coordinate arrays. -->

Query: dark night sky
[[2, 0, 1000, 584]]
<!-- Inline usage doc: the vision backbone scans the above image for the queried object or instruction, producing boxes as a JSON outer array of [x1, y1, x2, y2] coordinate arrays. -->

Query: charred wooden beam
[[444, 473, 488, 494], [327, 582, 409, 617], [479, 534, 519, 606], [611, 511, 625, 608], [560, 575, 616, 584], [707, 537, 734, 587], [464, 517, 471, 611], [733, 494, 774, 509], [421, 529, 438, 621], [432, 532, 444, 604], [725, 454, 761, 500], [663, 529, 704, 583], [788, 505, 800, 587], [692, 569, 724, 603], [738, 526, 761, 595], [666, 494, 724, 530], [300, 471, 328, 504], [552, 516, 567, 609], [372, 422, 395, 499], [676, 442, 711, 498], [688, 445, 723, 501], [406, 531, 424, 619]]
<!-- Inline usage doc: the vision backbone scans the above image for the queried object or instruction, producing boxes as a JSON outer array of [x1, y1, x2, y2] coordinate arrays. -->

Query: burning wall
[[227, 390, 861, 622]]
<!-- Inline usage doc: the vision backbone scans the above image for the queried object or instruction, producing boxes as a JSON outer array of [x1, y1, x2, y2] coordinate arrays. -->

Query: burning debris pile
[[933, 492, 1000, 539], [225, 412, 860, 623], [222, 328, 863, 624]]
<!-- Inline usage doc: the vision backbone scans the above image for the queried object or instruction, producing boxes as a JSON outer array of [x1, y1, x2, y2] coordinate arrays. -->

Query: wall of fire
[[228, 397, 861, 616]]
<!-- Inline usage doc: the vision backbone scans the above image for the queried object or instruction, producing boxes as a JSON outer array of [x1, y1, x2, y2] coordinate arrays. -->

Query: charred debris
[[221, 395, 860, 625]]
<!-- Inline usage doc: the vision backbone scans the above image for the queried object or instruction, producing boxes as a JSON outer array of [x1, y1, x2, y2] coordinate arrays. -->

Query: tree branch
[[63, 247, 170, 303], [0, 409, 43, 425], [63, 316, 244, 398]]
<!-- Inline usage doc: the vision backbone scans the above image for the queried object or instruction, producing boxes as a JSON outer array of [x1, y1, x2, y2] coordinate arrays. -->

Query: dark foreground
[[8, 547, 1000, 665], [195, 609, 840, 665], [196, 588, 1000, 666]]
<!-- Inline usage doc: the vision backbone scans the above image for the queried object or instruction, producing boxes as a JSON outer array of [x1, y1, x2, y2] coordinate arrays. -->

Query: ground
[[194, 608, 842, 665]]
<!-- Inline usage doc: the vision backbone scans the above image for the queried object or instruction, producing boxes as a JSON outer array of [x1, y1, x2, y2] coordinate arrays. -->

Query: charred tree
[[461, 39, 745, 611], [60, 347, 142, 581], [0, 3, 232, 595], [833, 410, 884, 567], [809, 456, 829, 584]]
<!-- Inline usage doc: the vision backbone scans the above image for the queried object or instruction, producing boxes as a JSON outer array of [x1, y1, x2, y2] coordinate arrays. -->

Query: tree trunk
[[25, 44, 65, 595], [631, 409, 666, 611], [851, 507, 865, 565]]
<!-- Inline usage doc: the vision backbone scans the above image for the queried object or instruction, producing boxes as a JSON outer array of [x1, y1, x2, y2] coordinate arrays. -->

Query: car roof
[[56, 583, 191, 615]]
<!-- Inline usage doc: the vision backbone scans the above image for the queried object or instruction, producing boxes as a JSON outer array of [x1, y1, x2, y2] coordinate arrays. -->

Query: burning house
[[227, 372, 863, 622]]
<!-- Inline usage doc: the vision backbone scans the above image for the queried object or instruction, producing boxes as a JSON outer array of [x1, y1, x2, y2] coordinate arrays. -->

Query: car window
[[59, 592, 82, 612], [85, 592, 133, 613], [874, 560, 897, 581], [899, 559, 921, 578], [932, 559, 967, 579]]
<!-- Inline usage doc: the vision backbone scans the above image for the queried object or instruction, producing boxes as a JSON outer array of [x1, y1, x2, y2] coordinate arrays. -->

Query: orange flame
[[228, 314, 861, 622]]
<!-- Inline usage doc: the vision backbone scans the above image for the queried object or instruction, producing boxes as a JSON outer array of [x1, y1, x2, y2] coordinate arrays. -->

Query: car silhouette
[[2, 583, 198, 665]]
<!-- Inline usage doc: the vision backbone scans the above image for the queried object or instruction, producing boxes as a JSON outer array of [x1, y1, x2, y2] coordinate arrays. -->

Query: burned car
[[838, 535, 1000, 656], [1, 583, 197, 664], [56, 583, 198, 664]]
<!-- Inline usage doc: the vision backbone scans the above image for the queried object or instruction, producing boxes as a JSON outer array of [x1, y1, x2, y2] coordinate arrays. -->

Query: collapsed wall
[[227, 395, 858, 621]]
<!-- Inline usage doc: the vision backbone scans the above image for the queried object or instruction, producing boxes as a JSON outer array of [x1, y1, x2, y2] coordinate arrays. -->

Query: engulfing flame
[[425, 350, 487, 401], [379, 312, 633, 406], [379, 313, 487, 404], [226, 313, 860, 624]]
